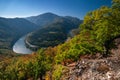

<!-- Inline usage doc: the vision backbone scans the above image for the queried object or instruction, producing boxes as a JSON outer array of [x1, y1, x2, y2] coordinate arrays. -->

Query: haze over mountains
[[26, 12, 61, 26], [0, 17, 38, 50], [25, 13, 82, 50], [0, 12, 82, 54]]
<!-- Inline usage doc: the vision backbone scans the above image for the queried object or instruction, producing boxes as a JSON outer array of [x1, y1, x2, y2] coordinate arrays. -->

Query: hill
[[26, 12, 61, 26], [0, 0, 120, 80], [25, 16, 82, 50], [0, 17, 38, 55]]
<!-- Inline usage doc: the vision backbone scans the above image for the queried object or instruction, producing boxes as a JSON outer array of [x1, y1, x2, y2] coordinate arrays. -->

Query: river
[[13, 36, 33, 54]]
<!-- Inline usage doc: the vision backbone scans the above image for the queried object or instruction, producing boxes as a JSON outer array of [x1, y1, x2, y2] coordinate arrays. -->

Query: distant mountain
[[26, 12, 61, 26], [7, 18, 38, 34], [25, 15, 82, 50], [0, 12, 82, 54], [0, 17, 38, 50]]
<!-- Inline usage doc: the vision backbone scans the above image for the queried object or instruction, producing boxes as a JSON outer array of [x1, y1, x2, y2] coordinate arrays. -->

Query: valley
[[0, 13, 82, 55], [0, 0, 118, 79], [0, 17, 38, 56]]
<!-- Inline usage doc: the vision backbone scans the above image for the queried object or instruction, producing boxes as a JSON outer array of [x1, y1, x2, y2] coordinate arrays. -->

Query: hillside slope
[[25, 16, 82, 50], [60, 38, 120, 80], [0, 0, 120, 79], [26, 12, 61, 26], [0, 17, 38, 55]]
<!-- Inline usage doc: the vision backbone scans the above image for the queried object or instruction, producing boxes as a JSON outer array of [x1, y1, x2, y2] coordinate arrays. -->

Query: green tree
[[33, 49, 52, 80]]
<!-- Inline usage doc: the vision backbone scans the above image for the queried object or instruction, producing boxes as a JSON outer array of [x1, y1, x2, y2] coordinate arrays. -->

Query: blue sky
[[0, 0, 112, 19]]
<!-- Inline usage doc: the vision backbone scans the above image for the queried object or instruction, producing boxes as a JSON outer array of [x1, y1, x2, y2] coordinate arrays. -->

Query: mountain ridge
[[0, 17, 38, 55], [0, 12, 82, 55], [26, 12, 81, 27], [25, 13, 82, 50]]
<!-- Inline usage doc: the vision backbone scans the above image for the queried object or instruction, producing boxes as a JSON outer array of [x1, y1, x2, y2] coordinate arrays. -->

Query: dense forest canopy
[[55, 0, 120, 63]]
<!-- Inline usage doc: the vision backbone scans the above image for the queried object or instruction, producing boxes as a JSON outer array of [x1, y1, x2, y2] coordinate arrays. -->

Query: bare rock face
[[60, 39, 120, 80], [61, 58, 120, 80]]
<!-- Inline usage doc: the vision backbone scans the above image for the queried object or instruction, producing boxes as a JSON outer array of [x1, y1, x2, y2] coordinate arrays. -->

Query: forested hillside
[[0, 17, 38, 56], [25, 16, 82, 50], [0, 0, 120, 79], [26, 12, 61, 26]]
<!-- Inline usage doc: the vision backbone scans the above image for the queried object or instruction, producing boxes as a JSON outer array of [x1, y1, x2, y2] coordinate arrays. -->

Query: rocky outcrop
[[62, 58, 120, 80], [61, 38, 120, 80]]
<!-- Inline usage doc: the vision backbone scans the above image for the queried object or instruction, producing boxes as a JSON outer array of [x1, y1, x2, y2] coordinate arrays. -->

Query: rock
[[61, 58, 120, 80], [60, 42, 120, 80]]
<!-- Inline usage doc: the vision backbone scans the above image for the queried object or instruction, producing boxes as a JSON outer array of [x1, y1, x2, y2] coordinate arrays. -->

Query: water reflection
[[13, 36, 32, 54]]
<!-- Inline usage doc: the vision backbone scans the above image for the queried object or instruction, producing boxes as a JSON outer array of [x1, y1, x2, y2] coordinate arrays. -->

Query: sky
[[0, 0, 112, 19]]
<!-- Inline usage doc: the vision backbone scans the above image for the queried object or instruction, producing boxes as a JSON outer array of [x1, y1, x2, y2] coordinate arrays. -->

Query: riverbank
[[25, 34, 39, 51], [13, 36, 33, 54]]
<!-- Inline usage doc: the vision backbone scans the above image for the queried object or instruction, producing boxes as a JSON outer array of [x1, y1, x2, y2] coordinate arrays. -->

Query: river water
[[13, 36, 33, 54]]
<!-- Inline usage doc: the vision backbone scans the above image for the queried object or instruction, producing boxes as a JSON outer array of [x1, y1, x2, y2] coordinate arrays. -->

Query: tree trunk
[[103, 35, 120, 57], [103, 46, 108, 57], [40, 75, 42, 80]]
